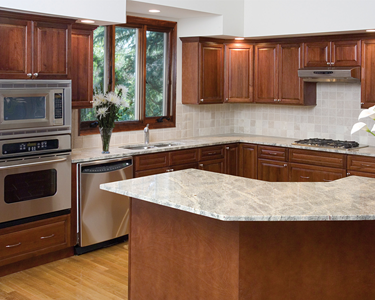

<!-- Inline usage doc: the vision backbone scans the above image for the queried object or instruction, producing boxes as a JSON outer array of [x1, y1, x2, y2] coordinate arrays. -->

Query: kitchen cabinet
[[0, 214, 71, 269], [198, 145, 225, 173], [0, 11, 73, 80], [289, 163, 346, 182], [289, 148, 346, 169], [361, 39, 375, 109], [347, 154, 375, 178], [303, 40, 361, 67], [224, 43, 253, 103], [257, 145, 288, 181], [225, 144, 239, 175], [134, 149, 199, 178], [181, 38, 224, 104], [254, 43, 316, 105], [71, 24, 97, 109], [239, 143, 257, 179]]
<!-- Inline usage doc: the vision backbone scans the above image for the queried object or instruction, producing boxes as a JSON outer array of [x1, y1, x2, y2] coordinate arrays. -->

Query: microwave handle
[[0, 157, 67, 170]]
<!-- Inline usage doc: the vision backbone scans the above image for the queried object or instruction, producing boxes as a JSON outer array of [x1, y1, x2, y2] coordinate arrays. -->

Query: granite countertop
[[100, 168, 375, 222], [72, 134, 375, 163]]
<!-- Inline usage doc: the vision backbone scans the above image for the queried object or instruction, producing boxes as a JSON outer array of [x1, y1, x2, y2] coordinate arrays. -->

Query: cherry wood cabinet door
[[257, 159, 288, 182], [331, 40, 361, 67], [278, 43, 304, 104], [199, 159, 225, 174], [33, 21, 71, 79], [224, 43, 253, 103], [361, 39, 375, 108], [71, 24, 95, 109], [199, 43, 224, 104], [289, 163, 345, 182], [254, 44, 278, 103], [0, 17, 32, 79], [303, 41, 330, 67], [225, 144, 239, 176], [239, 144, 257, 179]]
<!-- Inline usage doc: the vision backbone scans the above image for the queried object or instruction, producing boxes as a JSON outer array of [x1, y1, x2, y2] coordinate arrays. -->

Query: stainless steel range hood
[[298, 67, 361, 83]]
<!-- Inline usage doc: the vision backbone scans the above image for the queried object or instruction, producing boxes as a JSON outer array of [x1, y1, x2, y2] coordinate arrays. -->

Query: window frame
[[79, 16, 177, 135]]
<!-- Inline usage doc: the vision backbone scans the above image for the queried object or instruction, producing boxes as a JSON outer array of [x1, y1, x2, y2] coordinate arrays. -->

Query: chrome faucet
[[144, 124, 149, 144]]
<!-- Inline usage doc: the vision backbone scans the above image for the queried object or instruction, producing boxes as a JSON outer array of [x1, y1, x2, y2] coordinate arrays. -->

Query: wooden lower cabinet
[[239, 143, 257, 179], [347, 170, 375, 178], [199, 159, 225, 173], [0, 214, 71, 268], [289, 163, 346, 182], [258, 159, 289, 182], [225, 144, 239, 176]]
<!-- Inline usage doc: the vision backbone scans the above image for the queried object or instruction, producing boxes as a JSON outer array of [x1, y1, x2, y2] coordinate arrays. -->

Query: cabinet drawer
[[199, 145, 225, 161], [290, 149, 345, 168], [347, 170, 375, 178], [258, 146, 287, 161], [347, 155, 375, 174], [198, 159, 225, 173], [135, 167, 169, 178], [169, 149, 198, 165], [134, 152, 169, 171], [289, 163, 346, 182], [0, 215, 70, 266]]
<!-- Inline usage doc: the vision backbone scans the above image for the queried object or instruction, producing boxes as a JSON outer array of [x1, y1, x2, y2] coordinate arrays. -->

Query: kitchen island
[[101, 169, 375, 300]]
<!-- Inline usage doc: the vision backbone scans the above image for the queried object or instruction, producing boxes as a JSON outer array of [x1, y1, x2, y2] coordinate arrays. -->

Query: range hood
[[298, 67, 361, 83]]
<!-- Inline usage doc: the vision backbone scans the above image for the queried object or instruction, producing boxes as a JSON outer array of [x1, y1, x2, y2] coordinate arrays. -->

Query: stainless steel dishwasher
[[75, 157, 133, 254]]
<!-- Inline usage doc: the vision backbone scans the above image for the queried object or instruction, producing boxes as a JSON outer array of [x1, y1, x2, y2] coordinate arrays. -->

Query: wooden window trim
[[79, 16, 177, 136]]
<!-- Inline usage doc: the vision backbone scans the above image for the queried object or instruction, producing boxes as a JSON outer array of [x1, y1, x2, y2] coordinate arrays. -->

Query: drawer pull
[[199, 164, 203, 167], [300, 176, 310, 179], [6, 242, 21, 248], [207, 152, 216, 155], [166, 169, 174, 172], [361, 164, 371, 167], [268, 152, 278, 155], [40, 234, 55, 240], [323, 179, 332, 182]]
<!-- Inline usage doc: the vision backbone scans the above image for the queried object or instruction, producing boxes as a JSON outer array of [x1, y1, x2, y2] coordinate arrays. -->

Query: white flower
[[120, 98, 129, 108], [117, 85, 128, 96], [358, 108, 375, 120], [351, 122, 370, 134], [106, 92, 121, 106], [96, 106, 108, 119]]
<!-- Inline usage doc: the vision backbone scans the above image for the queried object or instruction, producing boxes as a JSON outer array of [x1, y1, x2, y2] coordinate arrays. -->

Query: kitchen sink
[[120, 142, 183, 150]]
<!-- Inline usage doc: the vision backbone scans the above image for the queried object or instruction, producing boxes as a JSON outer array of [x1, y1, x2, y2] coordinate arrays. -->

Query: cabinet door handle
[[274, 99, 278, 102], [327, 62, 330, 65], [226, 98, 229, 101], [200, 99, 204, 102], [300, 176, 310, 179], [199, 164, 203, 167], [166, 169, 174, 172], [6, 242, 21, 248], [226, 147, 229, 150], [33, 73, 39, 78], [347, 172, 351, 176], [27, 73, 32, 78], [284, 164, 287, 167], [361, 102, 364, 105], [40, 234, 55, 240]]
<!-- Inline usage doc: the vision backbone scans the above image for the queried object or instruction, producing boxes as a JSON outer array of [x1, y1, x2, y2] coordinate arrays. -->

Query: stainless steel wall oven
[[0, 80, 72, 227]]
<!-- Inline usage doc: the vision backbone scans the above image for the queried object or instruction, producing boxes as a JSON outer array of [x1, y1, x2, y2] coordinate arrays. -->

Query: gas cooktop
[[293, 138, 368, 150]]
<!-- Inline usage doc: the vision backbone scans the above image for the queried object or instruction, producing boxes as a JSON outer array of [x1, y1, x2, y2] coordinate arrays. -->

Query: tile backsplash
[[72, 82, 375, 149]]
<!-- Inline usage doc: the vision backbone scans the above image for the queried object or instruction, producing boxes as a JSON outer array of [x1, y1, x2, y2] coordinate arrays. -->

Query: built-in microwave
[[0, 80, 71, 138]]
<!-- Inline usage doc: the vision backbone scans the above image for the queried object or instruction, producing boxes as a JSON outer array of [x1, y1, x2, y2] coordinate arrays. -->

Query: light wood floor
[[0, 242, 129, 300]]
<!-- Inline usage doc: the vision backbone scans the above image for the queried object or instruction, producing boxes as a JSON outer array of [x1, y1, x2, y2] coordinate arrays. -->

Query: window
[[79, 16, 177, 134]]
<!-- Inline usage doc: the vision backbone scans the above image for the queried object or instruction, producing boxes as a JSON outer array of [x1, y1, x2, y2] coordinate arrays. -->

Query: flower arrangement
[[92, 85, 129, 153], [351, 105, 375, 137]]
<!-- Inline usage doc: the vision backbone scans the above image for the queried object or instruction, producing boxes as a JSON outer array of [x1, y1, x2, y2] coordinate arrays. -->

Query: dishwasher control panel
[[81, 159, 132, 174]]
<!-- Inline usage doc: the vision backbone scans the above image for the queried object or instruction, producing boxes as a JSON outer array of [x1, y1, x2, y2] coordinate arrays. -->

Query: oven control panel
[[3, 139, 59, 155]]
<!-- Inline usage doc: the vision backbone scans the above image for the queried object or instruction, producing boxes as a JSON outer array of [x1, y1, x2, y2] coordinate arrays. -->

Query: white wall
[[244, 0, 375, 37], [0, 0, 126, 24]]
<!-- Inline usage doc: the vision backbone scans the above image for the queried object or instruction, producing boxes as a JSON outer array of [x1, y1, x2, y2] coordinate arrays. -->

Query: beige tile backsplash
[[72, 82, 375, 149]]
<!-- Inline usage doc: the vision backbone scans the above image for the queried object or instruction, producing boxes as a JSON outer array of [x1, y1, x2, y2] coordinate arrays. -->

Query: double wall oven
[[0, 80, 72, 226]]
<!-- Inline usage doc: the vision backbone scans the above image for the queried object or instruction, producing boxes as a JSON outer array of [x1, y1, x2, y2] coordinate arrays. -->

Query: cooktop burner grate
[[293, 138, 365, 149]]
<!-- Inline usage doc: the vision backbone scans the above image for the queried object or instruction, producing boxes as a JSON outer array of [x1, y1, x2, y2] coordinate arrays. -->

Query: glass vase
[[99, 127, 113, 154]]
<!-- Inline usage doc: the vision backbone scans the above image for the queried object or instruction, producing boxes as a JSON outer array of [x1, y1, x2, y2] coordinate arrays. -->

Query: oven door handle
[[0, 157, 67, 170]]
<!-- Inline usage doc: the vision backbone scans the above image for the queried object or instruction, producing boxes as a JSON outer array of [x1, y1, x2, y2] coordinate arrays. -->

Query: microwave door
[[0, 91, 52, 130]]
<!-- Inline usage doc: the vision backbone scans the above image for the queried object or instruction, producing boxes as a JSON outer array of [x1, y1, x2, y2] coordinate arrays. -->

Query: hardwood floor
[[0, 242, 129, 300]]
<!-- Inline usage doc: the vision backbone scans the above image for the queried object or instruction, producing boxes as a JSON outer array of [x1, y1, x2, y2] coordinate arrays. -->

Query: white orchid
[[358, 105, 375, 120], [351, 106, 375, 137]]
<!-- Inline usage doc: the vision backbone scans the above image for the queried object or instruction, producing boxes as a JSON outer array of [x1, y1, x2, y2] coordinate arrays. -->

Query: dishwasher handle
[[81, 159, 132, 174]]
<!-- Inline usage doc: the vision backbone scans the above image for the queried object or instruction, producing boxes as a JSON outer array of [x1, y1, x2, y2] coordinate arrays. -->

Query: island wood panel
[[129, 198, 239, 300], [129, 198, 375, 299]]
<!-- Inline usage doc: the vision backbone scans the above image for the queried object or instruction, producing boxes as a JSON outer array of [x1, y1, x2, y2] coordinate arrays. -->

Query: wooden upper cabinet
[[71, 24, 96, 109], [0, 17, 32, 79], [181, 38, 224, 104], [0, 12, 73, 80], [278, 43, 304, 104], [361, 39, 375, 108], [254, 44, 278, 103], [224, 43, 253, 103], [33, 21, 71, 79], [304, 40, 360, 67]]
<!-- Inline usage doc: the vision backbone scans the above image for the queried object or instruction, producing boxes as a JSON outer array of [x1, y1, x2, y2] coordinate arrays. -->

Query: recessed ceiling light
[[235, 37, 244, 40], [149, 9, 161, 13], [80, 19, 95, 24], [366, 29, 375, 32]]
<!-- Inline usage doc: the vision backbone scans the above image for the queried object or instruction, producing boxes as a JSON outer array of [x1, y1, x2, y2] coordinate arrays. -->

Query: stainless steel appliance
[[298, 67, 361, 83], [0, 80, 72, 227], [76, 157, 133, 254], [0, 80, 71, 138], [293, 138, 368, 149]]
